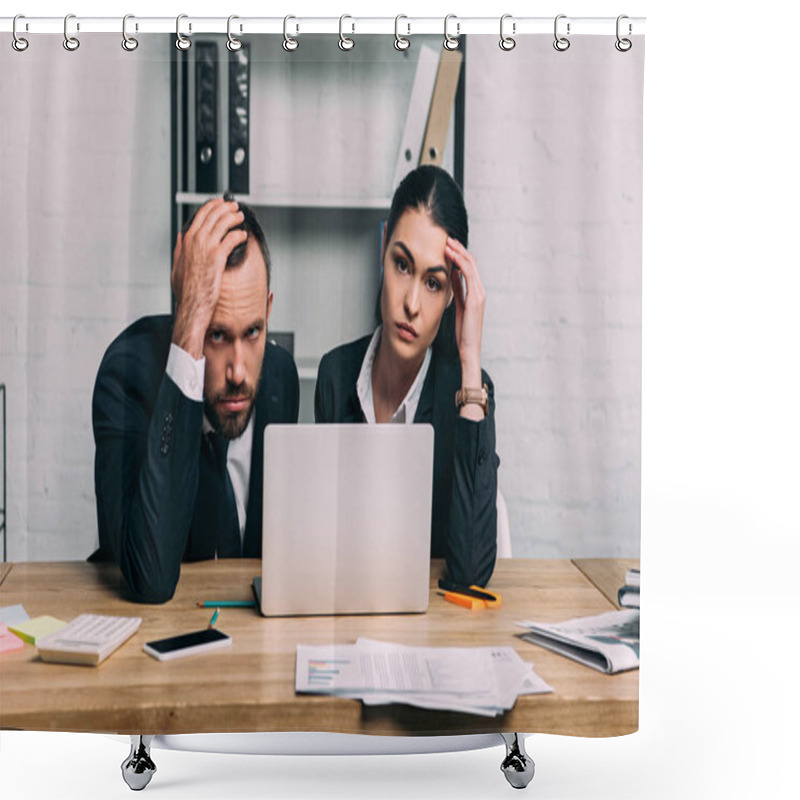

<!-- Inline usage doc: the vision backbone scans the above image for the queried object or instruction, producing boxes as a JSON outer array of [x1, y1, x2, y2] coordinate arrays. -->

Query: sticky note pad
[[0, 604, 30, 626], [9, 615, 67, 645], [0, 623, 25, 653]]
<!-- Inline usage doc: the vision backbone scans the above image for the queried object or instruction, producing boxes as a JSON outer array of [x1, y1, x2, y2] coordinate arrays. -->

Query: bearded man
[[91, 198, 298, 603]]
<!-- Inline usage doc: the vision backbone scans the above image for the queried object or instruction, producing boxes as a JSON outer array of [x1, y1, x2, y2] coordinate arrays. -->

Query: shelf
[[176, 193, 392, 211], [295, 358, 319, 382]]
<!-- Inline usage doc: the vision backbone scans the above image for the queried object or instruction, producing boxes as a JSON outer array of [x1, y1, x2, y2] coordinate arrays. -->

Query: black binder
[[228, 43, 250, 195], [195, 42, 218, 193]]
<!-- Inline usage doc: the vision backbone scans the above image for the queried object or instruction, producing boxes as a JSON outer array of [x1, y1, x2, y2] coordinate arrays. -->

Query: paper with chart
[[296, 638, 552, 717]]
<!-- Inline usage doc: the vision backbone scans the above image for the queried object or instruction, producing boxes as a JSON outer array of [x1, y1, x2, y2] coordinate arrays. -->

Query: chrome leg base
[[121, 735, 156, 791], [500, 733, 535, 789]]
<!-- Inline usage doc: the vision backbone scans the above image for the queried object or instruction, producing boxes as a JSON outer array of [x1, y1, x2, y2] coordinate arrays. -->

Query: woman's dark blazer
[[314, 334, 498, 587]]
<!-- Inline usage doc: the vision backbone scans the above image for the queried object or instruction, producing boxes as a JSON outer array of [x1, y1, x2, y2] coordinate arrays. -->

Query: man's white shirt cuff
[[166, 343, 205, 402]]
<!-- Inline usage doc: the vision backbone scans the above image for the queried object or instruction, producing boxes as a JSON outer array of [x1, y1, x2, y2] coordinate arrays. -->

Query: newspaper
[[296, 638, 552, 717], [516, 609, 640, 674]]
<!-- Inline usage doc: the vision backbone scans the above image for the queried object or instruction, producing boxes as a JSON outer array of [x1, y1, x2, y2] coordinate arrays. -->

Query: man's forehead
[[212, 249, 268, 327]]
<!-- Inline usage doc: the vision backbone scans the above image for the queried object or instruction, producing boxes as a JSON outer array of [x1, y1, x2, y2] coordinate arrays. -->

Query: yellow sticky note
[[9, 615, 67, 645]]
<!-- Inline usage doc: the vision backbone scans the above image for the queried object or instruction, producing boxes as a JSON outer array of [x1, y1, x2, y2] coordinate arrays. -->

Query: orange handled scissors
[[438, 580, 502, 610]]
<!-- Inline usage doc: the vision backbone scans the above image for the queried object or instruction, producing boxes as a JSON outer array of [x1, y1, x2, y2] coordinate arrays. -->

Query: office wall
[[1, 35, 640, 561], [0, 37, 172, 559], [465, 36, 642, 557]]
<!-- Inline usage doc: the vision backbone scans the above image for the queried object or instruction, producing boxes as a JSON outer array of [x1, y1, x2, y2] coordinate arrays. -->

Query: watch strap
[[455, 383, 489, 415]]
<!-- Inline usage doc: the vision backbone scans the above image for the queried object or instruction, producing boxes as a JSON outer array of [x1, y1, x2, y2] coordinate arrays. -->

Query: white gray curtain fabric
[[1, 33, 643, 563], [1, 39, 172, 559]]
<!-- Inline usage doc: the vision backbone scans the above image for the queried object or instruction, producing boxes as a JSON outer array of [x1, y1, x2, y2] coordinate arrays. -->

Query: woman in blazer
[[314, 165, 498, 587]]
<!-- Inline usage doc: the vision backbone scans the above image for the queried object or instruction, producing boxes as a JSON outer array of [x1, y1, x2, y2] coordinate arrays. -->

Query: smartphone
[[143, 628, 231, 662]]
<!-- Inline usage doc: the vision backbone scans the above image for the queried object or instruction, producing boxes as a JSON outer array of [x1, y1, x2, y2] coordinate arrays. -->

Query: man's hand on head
[[171, 197, 246, 359]]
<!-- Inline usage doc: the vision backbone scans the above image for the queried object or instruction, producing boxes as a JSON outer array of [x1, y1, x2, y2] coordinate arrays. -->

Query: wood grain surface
[[573, 558, 640, 608], [0, 558, 638, 736]]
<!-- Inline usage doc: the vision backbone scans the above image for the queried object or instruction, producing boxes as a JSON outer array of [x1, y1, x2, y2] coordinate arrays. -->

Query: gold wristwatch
[[455, 383, 489, 415]]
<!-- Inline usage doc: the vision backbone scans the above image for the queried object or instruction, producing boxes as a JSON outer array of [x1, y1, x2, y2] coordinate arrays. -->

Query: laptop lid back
[[259, 424, 433, 616]]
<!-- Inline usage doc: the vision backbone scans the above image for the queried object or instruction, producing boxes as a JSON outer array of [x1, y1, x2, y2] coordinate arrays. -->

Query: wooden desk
[[573, 558, 640, 608], [0, 559, 638, 737]]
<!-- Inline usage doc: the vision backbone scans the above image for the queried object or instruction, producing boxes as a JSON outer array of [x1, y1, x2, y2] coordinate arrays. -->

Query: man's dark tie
[[207, 431, 242, 558]]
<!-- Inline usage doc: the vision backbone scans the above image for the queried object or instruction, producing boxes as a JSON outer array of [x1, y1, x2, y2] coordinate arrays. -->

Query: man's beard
[[205, 370, 262, 440]]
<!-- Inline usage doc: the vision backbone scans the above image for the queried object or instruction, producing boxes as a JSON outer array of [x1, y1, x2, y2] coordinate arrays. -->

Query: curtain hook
[[122, 14, 139, 52], [63, 13, 80, 51], [553, 14, 570, 52], [394, 15, 410, 51], [615, 15, 632, 52], [175, 14, 191, 51], [339, 14, 355, 51], [12, 14, 29, 52], [443, 14, 460, 51], [283, 15, 299, 52], [226, 15, 242, 52], [499, 14, 516, 51]]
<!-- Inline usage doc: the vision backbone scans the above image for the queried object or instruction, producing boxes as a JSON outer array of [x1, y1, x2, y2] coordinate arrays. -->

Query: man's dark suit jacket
[[91, 314, 299, 604], [314, 335, 498, 588]]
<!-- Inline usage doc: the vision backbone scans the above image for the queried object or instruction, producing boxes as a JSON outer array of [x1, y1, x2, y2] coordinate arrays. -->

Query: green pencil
[[196, 600, 255, 608]]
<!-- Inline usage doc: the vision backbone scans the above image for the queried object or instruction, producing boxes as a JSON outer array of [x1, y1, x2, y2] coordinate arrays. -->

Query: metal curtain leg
[[121, 735, 157, 790], [500, 733, 535, 789]]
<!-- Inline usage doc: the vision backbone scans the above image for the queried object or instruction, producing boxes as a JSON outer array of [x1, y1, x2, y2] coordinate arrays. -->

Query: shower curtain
[[0, 17, 644, 793]]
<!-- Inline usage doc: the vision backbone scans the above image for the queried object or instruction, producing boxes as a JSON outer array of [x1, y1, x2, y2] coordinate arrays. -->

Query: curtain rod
[[1, 16, 646, 37]]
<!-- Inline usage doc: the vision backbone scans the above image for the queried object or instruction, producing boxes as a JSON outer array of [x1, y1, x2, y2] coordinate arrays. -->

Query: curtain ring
[[122, 14, 139, 51], [394, 15, 410, 51], [226, 15, 242, 52], [175, 14, 191, 51], [499, 14, 516, 51], [443, 14, 460, 51], [339, 14, 355, 51], [63, 13, 80, 51], [283, 15, 299, 52], [615, 15, 632, 52], [12, 14, 29, 52], [553, 14, 570, 52]]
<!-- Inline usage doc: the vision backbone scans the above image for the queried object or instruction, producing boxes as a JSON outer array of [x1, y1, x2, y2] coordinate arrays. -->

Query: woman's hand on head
[[445, 237, 485, 387]]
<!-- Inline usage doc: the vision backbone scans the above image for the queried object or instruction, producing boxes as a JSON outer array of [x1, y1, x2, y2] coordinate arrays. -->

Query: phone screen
[[146, 628, 228, 654]]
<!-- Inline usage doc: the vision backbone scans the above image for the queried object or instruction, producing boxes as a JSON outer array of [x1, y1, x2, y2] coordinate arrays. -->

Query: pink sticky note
[[0, 622, 25, 653]]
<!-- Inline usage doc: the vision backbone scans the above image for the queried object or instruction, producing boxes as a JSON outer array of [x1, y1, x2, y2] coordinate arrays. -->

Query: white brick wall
[[0, 35, 171, 560], [466, 36, 643, 557]]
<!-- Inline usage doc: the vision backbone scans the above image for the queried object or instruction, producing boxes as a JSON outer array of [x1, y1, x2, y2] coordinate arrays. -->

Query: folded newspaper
[[296, 638, 552, 717], [516, 609, 639, 674]]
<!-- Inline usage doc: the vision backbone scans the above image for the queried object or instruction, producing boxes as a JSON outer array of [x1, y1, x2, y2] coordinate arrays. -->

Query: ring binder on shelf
[[228, 43, 250, 195], [419, 48, 463, 168], [195, 42, 218, 194]]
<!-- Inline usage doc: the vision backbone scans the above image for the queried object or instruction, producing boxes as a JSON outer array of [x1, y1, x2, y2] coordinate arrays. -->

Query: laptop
[[253, 424, 434, 616]]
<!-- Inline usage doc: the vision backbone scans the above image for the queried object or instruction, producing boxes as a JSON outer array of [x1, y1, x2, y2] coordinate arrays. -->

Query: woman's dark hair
[[378, 165, 468, 361]]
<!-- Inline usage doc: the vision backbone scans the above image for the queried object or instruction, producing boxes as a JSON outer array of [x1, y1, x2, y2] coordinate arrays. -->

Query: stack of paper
[[0, 623, 25, 654], [296, 638, 552, 717]]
